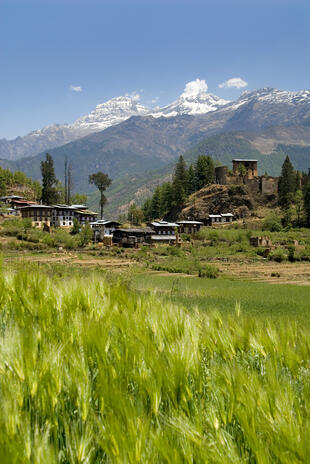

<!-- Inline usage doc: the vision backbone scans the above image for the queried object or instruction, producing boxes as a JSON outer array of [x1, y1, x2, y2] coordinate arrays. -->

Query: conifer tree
[[172, 156, 188, 211], [278, 155, 296, 208], [160, 182, 173, 217], [150, 186, 162, 219], [142, 198, 152, 222], [194, 155, 215, 191], [40, 153, 59, 205], [187, 164, 196, 195], [295, 189, 303, 226], [304, 182, 310, 227]]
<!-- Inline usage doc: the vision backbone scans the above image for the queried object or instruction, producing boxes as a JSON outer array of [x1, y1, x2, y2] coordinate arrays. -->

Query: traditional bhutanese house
[[0, 196, 37, 212], [0, 195, 24, 205], [207, 213, 234, 225], [176, 220, 204, 234], [220, 213, 234, 223], [208, 214, 222, 225], [51, 205, 76, 228], [90, 220, 120, 241], [74, 209, 98, 226], [150, 221, 180, 244], [11, 199, 37, 209], [20, 205, 53, 228], [113, 228, 153, 247]]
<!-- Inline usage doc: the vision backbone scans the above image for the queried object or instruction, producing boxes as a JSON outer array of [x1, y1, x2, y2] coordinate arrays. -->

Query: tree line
[[0, 167, 42, 200], [142, 155, 215, 221], [40, 153, 111, 218], [278, 155, 310, 226]]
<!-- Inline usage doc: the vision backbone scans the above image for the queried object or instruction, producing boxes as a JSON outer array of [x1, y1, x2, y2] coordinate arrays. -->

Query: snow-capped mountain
[[1, 82, 310, 161], [150, 79, 229, 118], [224, 87, 310, 111], [70, 95, 149, 133]]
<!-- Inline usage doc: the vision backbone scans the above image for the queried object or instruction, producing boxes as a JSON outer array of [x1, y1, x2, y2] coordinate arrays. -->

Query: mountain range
[[1, 83, 310, 216], [2, 83, 309, 162]]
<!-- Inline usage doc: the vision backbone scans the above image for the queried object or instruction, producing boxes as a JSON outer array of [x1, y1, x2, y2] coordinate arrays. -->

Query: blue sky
[[1, 0, 309, 139]]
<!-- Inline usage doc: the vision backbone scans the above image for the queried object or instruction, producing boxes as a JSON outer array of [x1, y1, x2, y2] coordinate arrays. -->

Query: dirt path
[[216, 261, 310, 285], [7, 253, 133, 268]]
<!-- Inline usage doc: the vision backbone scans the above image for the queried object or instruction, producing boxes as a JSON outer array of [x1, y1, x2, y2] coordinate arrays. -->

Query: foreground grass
[[0, 264, 310, 462], [132, 274, 310, 324]]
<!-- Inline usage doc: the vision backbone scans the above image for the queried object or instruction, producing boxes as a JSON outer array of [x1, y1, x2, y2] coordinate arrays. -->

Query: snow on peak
[[71, 95, 148, 132], [150, 79, 230, 118]]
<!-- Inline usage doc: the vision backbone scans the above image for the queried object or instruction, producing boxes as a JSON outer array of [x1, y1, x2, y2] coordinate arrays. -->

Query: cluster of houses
[[0, 194, 235, 248], [0, 195, 97, 227]]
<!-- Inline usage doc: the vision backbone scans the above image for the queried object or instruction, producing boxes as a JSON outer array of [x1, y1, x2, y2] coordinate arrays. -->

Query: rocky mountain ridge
[[1, 83, 309, 161]]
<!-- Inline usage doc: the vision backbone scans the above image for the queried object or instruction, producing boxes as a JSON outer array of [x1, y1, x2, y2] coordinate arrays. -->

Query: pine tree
[[304, 182, 310, 227], [160, 182, 173, 217], [89, 172, 112, 219], [194, 155, 215, 191], [150, 186, 162, 220], [187, 164, 196, 195], [278, 155, 296, 208], [172, 156, 188, 211], [40, 153, 60, 205], [142, 198, 152, 222], [295, 189, 303, 226]]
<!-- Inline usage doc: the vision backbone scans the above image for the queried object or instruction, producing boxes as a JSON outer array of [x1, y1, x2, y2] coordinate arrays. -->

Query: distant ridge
[[2, 82, 309, 162]]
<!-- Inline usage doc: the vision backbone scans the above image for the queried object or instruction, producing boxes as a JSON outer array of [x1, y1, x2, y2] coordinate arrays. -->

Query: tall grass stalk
[[0, 266, 309, 462]]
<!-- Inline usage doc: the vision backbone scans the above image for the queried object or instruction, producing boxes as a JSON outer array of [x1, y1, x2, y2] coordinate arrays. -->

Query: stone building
[[215, 160, 279, 196], [232, 159, 258, 178]]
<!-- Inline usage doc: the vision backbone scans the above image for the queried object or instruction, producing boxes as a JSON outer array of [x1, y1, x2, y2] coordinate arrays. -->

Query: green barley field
[[0, 259, 310, 463], [132, 274, 310, 324]]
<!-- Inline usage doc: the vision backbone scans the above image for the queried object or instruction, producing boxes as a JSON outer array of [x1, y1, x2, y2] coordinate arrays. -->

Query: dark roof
[[116, 228, 153, 234], [74, 210, 97, 215], [232, 159, 258, 162], [151, 235, 177, 241], [151, 221, 179, 227], [177, 220, 203, 225], [20, 205, 52, 209]]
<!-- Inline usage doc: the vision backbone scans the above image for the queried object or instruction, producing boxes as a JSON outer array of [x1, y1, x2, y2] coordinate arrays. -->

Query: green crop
[[0, 263, 309, 462]]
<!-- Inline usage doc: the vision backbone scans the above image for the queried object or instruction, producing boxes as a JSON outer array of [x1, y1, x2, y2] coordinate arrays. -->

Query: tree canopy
[[40, 153, 60, 205], [89, 171, 112, 219]]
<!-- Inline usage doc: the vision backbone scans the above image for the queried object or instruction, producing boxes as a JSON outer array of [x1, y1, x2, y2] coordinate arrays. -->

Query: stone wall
[[260, 176, 279, 195]]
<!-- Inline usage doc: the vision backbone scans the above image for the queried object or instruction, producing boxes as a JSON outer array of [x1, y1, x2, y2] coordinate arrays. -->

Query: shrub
[[198, 264, 219, 279], [287, 245, 296, 262], [167, 246, 183, 257], [268, 249, 286, 262], [262, 215, 282, 232]]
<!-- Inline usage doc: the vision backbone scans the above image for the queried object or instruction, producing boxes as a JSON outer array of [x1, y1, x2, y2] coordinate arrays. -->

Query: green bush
[[262, 215, 282, 232], [198, 264, 219, 279], [268, 248, 286, 262]]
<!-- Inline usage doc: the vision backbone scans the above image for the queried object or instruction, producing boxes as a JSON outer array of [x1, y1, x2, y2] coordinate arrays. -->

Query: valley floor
[[4, 247, 310, 324]]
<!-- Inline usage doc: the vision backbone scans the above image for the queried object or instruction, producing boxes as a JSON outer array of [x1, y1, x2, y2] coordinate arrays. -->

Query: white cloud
[[70, 85, 82, 92], [218, 78, 248, 89], [151, 97, 159, 104], [125, 91, 140, 101], [182, 79, 208, 97]]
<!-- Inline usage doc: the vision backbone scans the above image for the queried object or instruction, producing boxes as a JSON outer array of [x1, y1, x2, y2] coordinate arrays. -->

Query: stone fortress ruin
[[215, 159, 279, 196]]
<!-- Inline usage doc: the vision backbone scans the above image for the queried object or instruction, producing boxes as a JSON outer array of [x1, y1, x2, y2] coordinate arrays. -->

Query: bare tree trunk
[[68, 162, 72, 205], [64, 157, 68, 204]]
